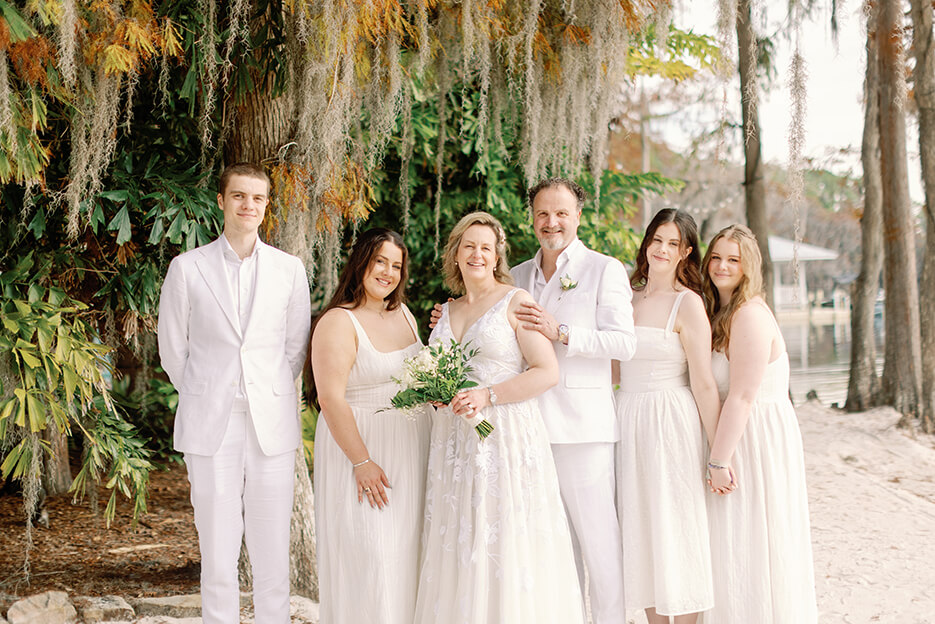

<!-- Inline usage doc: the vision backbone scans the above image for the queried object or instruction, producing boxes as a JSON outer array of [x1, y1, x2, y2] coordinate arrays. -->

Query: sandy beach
[[801, 403, 935, 624], [626, 402, 935, 624]]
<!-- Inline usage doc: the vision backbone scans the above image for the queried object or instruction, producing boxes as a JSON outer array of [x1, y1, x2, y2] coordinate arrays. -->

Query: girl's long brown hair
[[701, 224, 765, 352], [630, 208, 703, 296], [305, 228, 409, 404]]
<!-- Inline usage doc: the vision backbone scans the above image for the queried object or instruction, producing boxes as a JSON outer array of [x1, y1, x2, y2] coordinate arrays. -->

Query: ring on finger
[[364, 487, 372, 493]]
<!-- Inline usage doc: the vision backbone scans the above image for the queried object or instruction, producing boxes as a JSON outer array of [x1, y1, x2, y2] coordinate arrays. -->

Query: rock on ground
[[7, 591, 77, 624], [73, 595, 134, 623]]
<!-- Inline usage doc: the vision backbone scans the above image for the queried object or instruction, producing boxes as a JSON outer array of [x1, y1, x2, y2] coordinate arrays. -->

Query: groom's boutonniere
[[559, 274, 578, 291]]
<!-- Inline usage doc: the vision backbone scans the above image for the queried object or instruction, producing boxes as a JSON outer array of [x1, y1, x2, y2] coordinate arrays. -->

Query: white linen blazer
[[511, 240, 636, 444], [157, 237, 311, 457]]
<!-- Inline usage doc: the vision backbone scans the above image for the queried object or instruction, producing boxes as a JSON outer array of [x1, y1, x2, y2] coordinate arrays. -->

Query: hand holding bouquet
[[389, 340, 494, 439]]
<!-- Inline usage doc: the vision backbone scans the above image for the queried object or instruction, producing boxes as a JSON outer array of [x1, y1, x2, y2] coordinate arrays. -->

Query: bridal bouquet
[[389, 340, 495, 439]]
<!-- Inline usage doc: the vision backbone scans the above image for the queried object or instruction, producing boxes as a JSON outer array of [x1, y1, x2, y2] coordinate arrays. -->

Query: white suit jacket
[[511, 240, 636, 444], [157, 237, 311, 456]]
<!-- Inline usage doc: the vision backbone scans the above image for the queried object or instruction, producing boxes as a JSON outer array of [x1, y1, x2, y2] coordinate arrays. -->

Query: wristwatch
[[558, 323, 570, 345], [487, 386, 499, 405]]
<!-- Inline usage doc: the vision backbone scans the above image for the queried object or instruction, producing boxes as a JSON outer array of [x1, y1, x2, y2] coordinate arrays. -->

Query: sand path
[[801, 403, 935, 623]]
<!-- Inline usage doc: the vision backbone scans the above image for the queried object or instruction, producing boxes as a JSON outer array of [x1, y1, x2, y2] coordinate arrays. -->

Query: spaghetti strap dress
[[703, 330, 817, 623], [615, 290, 714, 616], [314, 307, 431, 624]]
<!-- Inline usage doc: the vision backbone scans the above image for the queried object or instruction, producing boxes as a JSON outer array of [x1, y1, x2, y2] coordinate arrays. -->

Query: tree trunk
[[877, 0, 923, 419], [736, 0, 774, 309], [910, 0, 935, 433], [42, 426, 72, 496], [847, 0, 884, 412], [223, 86, 291, 165], [289, 451, 318, 600]]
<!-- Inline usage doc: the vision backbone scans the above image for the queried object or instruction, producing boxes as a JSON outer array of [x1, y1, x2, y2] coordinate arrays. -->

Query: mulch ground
[[0, 462, 200, 611]]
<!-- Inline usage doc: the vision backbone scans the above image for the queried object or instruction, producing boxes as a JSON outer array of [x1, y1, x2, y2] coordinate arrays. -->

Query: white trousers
[[184, 406, 296, 624], [551, 442, 626, 624]]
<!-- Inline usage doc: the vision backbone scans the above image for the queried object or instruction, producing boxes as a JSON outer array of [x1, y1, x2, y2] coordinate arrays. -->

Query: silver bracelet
[[352, 458, 371, 469], [707, 460, 729, 471]]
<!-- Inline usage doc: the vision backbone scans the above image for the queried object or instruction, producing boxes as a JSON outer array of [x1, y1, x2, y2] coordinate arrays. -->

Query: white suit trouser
[[551, 442, 625, 624], [184, 406, 295, 624]]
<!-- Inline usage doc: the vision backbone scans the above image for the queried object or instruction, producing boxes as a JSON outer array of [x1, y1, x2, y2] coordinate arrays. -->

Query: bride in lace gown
[[701, 225, 817, 623], [413, 212, 584, 624], [311, 229, 431, 624]]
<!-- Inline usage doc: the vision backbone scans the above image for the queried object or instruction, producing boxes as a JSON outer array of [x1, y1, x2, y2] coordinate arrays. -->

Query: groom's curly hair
[[526, 177, 587, 215]]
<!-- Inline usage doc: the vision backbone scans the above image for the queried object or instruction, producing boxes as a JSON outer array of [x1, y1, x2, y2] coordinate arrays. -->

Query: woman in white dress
[[311, 228, 431, 624], [701, 224, 817, 623], [614, 209, 720, 624], [413, 211, 584, 624]]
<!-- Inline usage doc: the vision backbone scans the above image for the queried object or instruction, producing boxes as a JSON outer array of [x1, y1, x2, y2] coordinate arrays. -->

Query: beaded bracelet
[[352, 458, 372, 469], [707, 461, 729, 471]]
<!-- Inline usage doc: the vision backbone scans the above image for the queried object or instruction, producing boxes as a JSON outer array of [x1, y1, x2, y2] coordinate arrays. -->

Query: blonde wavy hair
[[701, 224, 765, 353], [441, 211, 513, 295]]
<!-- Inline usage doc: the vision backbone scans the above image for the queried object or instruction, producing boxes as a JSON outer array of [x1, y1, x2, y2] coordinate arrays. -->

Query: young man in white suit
[[158, 163, 311, 623], [511, 178, 636, 624]]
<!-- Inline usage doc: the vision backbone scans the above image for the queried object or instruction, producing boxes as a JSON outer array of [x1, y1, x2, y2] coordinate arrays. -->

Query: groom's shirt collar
[[532, 238, 582, 299]]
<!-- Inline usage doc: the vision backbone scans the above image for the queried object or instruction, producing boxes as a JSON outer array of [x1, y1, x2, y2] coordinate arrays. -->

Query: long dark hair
[[319, 228, 409, 317], [305, 228, 409, 405], [630, 208, 703, 296]]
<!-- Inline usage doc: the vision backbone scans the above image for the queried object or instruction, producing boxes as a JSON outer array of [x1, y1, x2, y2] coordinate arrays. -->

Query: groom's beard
[[537, 232, 572, 251]]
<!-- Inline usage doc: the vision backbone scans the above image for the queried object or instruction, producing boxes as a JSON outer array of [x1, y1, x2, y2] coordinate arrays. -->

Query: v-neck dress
[[413, 288, 584, 624], [614, 290, 714, 616], [314, 307, 431, 624]]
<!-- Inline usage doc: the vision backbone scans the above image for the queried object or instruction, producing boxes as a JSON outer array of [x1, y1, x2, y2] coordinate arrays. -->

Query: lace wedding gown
[[702, 348, 817, 623], [615, 291, 713, 616], [413, 289, 584, 624], [314, 307, 431, 624]]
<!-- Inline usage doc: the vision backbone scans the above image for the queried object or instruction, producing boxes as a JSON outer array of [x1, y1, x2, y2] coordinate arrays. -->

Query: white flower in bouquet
[[388, 340, 494, 439]]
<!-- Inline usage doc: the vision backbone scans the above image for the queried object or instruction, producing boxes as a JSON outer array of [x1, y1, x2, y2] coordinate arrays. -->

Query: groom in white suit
[[512, 178, 636, 624], [158, 163, 311, 623]]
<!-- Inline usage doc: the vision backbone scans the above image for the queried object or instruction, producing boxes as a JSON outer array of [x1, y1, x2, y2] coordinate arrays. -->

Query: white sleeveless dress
[[413, 289, 584, 624], [314, 307, 431, 624], [703, 348, 818, 623], [615, 290, 714, 616]]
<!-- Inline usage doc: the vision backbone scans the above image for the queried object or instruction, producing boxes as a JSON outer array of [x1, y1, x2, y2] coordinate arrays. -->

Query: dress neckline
[[342, 307, 420, 355], [444, 287, 517, 343]]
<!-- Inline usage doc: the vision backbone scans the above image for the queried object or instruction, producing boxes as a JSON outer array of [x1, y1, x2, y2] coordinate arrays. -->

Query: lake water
[[780, 318, 884, 408]]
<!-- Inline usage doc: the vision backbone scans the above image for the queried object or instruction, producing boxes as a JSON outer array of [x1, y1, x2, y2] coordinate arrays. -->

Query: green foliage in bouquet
[[389, 340, 494, 439], [391, 340, 479, 410]]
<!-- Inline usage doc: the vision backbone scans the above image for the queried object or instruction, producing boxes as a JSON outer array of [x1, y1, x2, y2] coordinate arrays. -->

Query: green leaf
[[0, 1, 37, 42], [26, 392, 44, 431], [14, 391, 26, 427], [27, 207, 46, 239], [20, 349, 40, 369], [0, 398, 15, 423], [0, 438, 30, 479], [107, 206, 133, 244], [148, 217, 165, 245], [62, 366, 77, 403], [99, 189, 129, 202]]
